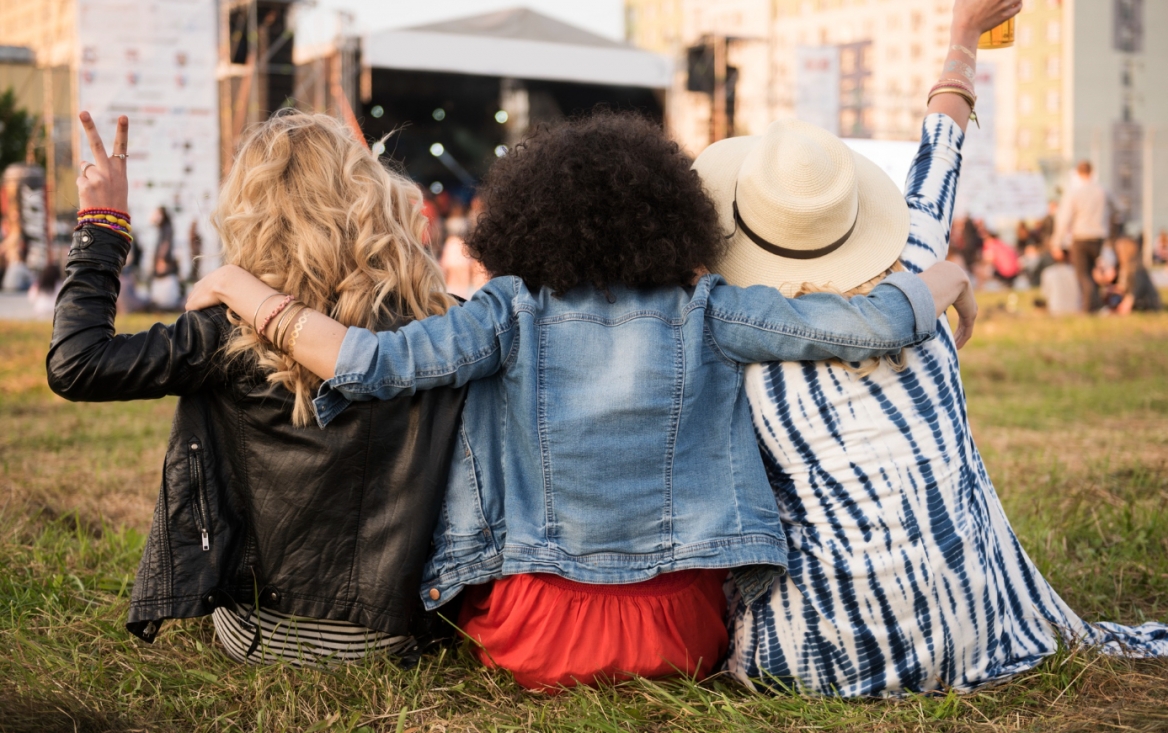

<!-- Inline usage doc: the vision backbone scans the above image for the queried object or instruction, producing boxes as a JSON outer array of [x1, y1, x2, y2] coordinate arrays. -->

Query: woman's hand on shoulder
[[918, 261, 977, 349], [76, 112, 129, 212], [185, 264, 250, 312]]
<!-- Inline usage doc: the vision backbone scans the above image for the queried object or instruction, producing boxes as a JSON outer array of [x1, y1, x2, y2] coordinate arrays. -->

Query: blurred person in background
[[1154, 228, 1168, 265], [961, 217, 983, 271], [188, 220, 203, 284], [1093, 244, 1120, 310], [420, 192, 444, 258], [149, 206, 182, 310], [1051, 161, 1108, 312], [116, 219, 147, 314], [49, 111, 465, 667], [981, 229, 1021, 286], [1014, 220, 1032, 251], [440, 195, 489, 299], [1113, 236, 1162, 314], [1037, 199, 1060, 256]]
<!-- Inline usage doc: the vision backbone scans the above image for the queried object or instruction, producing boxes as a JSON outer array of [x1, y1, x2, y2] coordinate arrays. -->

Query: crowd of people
[[114, 206, 204, 314], [948, 160, 1163, 315], [418, 191, 490, 300]]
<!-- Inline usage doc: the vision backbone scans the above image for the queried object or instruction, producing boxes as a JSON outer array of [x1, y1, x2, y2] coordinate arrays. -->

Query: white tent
[[362, 8, 673, 89]]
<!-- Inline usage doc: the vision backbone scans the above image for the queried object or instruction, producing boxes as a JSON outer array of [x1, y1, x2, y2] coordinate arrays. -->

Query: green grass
[[2, 301, 1168, 732]]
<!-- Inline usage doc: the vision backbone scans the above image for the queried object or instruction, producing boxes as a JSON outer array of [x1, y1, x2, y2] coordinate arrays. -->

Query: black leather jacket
[[47, 226, 466, 643]]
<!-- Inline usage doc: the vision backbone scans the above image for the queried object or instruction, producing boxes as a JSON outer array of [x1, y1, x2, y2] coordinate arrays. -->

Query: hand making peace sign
[[76, 111, 129, 212]]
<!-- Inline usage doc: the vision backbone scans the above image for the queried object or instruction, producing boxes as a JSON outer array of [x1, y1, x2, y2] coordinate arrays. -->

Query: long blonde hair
[[793, 260, 909, 378], [215, 111, 451, 426]]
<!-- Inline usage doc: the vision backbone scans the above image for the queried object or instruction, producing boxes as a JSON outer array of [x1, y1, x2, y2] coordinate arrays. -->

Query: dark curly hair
[[466, 112, 726, 294]]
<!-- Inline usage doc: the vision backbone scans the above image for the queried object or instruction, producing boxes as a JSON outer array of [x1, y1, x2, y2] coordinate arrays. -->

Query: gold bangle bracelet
[[276, 304, 307, 352], [928, 88, 980, 128], [271, 301, 303, 349], [286, 311, 310, 357], [928, 86, 976, 103]]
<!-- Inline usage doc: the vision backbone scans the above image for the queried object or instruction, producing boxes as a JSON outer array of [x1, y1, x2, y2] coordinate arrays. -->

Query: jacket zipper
[[188, 440, 210, 552]]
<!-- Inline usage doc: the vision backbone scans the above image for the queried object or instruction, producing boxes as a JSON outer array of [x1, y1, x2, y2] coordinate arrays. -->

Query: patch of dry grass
[[1, 301, 1167, 732]]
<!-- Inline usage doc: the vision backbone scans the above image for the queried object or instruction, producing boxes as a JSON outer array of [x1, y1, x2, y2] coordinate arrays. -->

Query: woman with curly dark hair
[[187, 112, 975, 689]]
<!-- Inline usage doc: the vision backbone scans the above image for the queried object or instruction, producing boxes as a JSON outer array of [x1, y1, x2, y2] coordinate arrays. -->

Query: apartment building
[[627, 0, 1167, 236]]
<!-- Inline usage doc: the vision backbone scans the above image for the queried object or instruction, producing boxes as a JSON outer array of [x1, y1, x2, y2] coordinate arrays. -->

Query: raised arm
[[901, 0, 1020, 271], [900, 117, 965, 272], [47, 113, 226, 401]]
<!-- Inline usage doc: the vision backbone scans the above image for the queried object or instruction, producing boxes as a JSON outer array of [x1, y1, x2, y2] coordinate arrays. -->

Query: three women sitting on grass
[[51, 0, 1167, 695]]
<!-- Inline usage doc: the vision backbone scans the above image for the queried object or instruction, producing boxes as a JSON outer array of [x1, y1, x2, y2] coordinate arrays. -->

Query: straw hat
[[692, 118, 908, 296]]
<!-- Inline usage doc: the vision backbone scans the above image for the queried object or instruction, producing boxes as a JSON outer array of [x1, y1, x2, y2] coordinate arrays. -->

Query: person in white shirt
[[1050, 160, 1109, 312]]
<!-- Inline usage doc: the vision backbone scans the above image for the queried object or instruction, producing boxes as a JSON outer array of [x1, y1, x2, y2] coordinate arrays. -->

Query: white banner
[[795, 46, 841, 135], [75, 0, 219, 275]]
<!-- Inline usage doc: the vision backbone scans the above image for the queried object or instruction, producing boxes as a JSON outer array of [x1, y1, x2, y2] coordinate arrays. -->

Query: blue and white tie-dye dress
[[727, 114, 1168, 697]]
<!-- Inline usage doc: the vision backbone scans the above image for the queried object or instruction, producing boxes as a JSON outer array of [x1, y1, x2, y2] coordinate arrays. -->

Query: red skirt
[[458, 569, 729, 691]]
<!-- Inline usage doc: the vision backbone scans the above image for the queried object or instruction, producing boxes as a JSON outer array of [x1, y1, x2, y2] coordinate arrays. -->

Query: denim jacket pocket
[[432, 425, 496, 565]]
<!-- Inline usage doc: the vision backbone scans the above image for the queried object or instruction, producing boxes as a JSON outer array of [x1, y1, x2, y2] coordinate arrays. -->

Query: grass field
[[2, 294, 1167, 732]]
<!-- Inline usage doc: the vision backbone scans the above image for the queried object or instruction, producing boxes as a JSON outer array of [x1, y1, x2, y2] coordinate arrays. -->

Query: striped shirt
[[212, 606, 413, 667], [727, 115, 1168, 697]]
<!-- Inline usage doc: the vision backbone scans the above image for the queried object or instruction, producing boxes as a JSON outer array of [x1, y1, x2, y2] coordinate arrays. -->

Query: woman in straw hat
[[694, 0, 1168, 697]]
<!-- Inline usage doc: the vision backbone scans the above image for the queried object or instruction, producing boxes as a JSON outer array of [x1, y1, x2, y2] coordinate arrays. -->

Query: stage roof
[[362, 8, 673, 89]]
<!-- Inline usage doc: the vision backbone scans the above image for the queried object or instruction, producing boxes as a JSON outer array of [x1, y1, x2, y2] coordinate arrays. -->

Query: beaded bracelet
[[252, 293, 285, 337], [78, 207, 132, 223], [257, 295, 295, 342], [85, 213, 131, 227], [77, 220, 134, 243]]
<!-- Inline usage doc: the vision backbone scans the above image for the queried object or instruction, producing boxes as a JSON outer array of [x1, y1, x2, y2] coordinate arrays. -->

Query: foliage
[[0, 87, 35, 174]]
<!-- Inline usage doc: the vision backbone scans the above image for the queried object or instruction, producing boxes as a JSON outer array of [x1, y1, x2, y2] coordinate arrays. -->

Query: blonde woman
[[694, 0, 1168, 696], [48, 110, 466, 665]]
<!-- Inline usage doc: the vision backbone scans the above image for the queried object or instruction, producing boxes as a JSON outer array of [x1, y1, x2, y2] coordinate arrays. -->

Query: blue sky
[[298, 0, 626, 43]]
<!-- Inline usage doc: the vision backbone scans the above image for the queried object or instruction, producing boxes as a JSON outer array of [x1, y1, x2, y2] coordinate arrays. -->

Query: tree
[[0, 87, 35, 173]]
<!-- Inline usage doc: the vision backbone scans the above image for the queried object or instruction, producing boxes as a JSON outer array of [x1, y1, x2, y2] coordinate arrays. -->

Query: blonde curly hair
[[215, 111, 451, 426]]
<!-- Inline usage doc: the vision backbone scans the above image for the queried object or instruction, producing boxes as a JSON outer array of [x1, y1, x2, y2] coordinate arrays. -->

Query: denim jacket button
[[428, 588, 440, 600]]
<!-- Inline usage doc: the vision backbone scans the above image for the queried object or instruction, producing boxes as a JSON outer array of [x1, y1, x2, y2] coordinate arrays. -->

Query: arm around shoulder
[[704, 271, 937, 365], [313, 277, 519, 424]]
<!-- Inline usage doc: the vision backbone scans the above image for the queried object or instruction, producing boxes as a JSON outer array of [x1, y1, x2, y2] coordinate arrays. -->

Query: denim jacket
[[314, 272, 936, 608]]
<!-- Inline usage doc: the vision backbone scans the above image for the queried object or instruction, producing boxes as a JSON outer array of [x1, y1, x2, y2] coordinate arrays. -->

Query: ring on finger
[[80, 161, 94, 174], [113, 153, 128, 159]]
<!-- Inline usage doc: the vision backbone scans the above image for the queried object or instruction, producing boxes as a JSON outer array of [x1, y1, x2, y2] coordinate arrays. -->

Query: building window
[[1046, 126, 1060, 149], [1047, 55, 1060, 78], [1020, 94, 1033, 114], [1047, 20, 1061, 43], [1019, 24, 1032, 46], [1019, 59, 1032, 81], [1019, 128, 1032, 147], [1046, 90, 1060, 112]]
